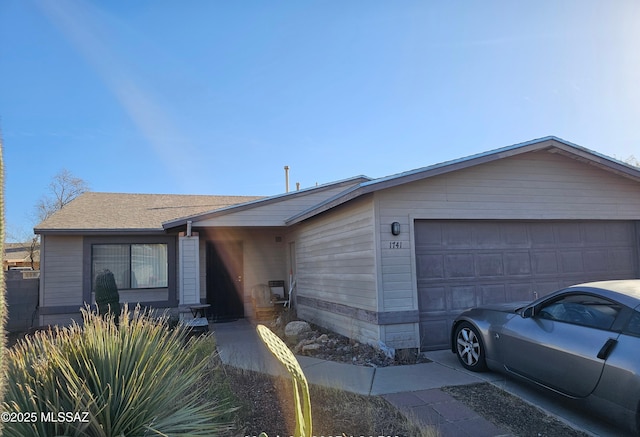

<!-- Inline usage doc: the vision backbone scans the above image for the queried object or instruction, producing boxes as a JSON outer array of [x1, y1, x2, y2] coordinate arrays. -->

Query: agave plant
[[2, 305, 234, 437]]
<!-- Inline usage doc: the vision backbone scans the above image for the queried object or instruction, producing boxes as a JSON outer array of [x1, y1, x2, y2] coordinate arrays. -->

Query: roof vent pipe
[[296, 182, 300, 191], [284, 166, 290, 193]]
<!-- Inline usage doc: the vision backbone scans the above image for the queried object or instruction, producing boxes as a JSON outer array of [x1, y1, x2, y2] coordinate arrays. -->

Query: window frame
[[83, 236, 177, 308], [92, 243, 168, 291], [537, 292, 622, 331]]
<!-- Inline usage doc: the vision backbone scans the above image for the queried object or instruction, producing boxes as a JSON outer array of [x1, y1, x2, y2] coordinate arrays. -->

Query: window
[[538, 294, 621, 330], [626, 311, 640, 337], [92, 244, 168, 290]]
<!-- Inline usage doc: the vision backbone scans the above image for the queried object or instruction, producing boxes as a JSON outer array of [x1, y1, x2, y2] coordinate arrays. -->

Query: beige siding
[[294, 196, 379, 344], [296, 196, 377, 310], [41, 235, 84, 307], [376, 151, 640, 314], [194, 183, 360, 227]]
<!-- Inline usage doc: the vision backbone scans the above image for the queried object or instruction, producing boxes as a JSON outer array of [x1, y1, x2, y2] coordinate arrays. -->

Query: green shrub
[[2, 305, 234, 437], [94, 269, 120, 325]]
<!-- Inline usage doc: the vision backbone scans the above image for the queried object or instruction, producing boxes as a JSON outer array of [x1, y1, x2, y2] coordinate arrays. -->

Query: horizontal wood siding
[[195, 184, 360, 227], [378, 152, 640, 222], [296, 196, 377, 331], [41, 235, 84, 307], [376, 151, 640, 312], [297, 196, 376, 309]]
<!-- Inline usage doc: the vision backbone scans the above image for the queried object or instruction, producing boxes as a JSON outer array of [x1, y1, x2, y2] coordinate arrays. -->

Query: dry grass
[[220, 364, 439, 437]]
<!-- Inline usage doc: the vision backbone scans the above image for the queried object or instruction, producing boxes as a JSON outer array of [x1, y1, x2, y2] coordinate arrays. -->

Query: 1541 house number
[[389, 241, 402, 249]]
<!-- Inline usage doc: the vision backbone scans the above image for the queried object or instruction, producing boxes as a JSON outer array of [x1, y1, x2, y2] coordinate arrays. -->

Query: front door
[[206, 241, 244, 321]]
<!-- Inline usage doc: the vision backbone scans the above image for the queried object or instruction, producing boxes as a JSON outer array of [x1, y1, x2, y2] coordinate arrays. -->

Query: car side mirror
[[522, 306, 535, 318]]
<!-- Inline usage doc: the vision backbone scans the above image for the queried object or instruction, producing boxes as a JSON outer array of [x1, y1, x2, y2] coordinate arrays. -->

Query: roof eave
[[35, 228, 168, 236], [163, 175, 372, 230], [284, 136, 640, 223]]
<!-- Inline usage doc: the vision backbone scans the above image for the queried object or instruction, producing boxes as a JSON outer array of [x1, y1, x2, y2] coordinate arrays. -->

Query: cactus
[[0, 130, 6, 434], [256, 324, 312, 437], [95, 269, 121, 324]]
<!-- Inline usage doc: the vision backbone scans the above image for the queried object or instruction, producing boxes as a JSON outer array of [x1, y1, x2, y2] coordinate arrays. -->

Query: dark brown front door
[[206, 241, 244, 321]]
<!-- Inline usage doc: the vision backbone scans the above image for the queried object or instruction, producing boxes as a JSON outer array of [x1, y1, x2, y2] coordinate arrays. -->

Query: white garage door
[[415, 220, 639, 350]]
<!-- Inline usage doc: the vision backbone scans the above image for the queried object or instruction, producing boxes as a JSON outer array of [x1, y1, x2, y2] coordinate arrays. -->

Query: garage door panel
[[505, 252, 532, 275], [610, 248, 636, 271], [502, 223, 529, 245], [476, 253, 504, 276], [416, 220, 638, 350], [445, 254, 474, 277], [419, 319, 450, 350], [444, 223, 472, 246], [416, 254, 444, 279], [559, 250, 585, 273], [417, 285, 446, 311], [607, 222, 635, 242], [474, 224, 502, 246], [532, 251, 559, 274], [530, 223, 556, 246], [449, 285, 476, 310], [556, 223, 582, 244], [584, 250, 608, 271], [481, 284, 507, 304]]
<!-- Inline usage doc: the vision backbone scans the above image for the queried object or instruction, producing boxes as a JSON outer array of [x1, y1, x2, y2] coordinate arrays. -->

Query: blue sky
[[2, 1, 639, 240]]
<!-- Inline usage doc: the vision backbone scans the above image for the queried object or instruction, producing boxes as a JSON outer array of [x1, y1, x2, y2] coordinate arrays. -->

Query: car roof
[[569, 280, 640, 307]]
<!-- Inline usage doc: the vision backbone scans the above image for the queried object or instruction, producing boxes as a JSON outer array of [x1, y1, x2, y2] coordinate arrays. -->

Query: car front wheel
[[455, 322, 487, 372]]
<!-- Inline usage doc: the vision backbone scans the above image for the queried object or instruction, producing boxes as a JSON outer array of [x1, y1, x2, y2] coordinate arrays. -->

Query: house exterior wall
[[39, 234, 178, 327], [374, 150, 640, 348], [293, 195, 380, 345], [39, 235, 84, 326]]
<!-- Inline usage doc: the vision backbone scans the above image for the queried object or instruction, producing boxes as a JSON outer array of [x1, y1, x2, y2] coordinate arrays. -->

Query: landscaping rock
[[284, 321, 311, 339], [301, 343, 322, 353]]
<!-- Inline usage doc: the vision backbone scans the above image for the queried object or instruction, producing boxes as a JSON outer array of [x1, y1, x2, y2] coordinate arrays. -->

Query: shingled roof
[[34, 192, 263, 234]]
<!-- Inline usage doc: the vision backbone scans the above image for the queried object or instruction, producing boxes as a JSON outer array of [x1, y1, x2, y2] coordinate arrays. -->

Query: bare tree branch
[[36, 169, 89, 222]]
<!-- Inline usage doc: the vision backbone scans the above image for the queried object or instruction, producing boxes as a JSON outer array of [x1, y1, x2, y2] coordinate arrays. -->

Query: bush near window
[[2, 306, 234, 437]]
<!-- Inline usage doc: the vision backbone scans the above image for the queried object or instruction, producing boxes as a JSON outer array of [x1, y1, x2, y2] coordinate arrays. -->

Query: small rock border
[[271, 318, 431, 367]]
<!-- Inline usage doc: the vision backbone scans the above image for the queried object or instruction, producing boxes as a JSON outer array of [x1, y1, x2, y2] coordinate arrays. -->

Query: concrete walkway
[[212, 319, 626, 437]]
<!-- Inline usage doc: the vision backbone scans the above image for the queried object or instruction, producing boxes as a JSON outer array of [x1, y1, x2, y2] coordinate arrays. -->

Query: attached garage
[[415, 220, 639, 350]]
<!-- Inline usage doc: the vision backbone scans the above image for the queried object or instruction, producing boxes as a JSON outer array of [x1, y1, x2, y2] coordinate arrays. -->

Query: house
[[4, 241, 40, 271], [35, 137, 640, 351]]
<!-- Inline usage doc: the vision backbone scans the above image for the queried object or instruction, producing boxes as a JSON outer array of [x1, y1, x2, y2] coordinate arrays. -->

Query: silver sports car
[[451, 280, 640, 435]]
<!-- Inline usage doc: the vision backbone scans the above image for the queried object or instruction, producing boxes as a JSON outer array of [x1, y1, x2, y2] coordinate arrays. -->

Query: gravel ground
[[443, 383, 590, 437]]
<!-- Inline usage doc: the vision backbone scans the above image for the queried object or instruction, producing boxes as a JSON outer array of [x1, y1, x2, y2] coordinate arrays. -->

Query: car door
[[497, 293, 622, 398]]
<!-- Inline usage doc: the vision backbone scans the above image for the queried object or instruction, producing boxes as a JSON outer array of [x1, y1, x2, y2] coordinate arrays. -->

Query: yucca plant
[[2, 305, 234, 437], [256, 324, 312, 437]]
